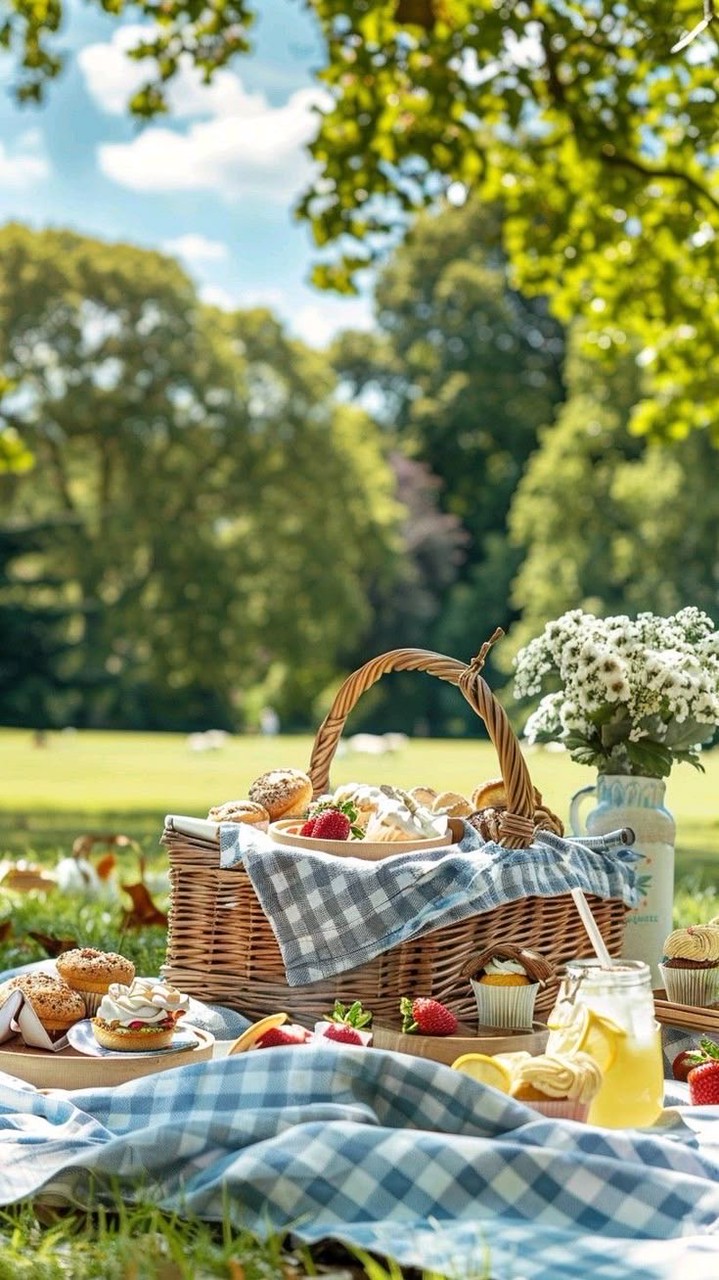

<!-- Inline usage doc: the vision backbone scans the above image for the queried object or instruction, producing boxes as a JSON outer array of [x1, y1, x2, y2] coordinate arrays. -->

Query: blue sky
[[0, 0, 373, 346]]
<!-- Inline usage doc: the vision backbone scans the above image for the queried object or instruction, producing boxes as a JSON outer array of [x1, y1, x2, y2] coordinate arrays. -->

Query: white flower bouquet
[[513, 607, 719, 778]]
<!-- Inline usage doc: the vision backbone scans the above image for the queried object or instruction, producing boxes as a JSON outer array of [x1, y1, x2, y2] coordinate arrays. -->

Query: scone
[[208, 799, 270, 830], [56, 947, 136, 1015], [248, 769, 313, 821]]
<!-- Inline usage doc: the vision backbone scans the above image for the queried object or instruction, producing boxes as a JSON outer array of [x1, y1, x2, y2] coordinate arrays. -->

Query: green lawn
[[1, 726, 718, 879]]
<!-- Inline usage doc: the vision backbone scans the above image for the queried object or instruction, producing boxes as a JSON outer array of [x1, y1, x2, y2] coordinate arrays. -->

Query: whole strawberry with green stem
[[301, 799, 364, 840], [686, 1035, 719, 1105], [400, 996, 458, 1037]]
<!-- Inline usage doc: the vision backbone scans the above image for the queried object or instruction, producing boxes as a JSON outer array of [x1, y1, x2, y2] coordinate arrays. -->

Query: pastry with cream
[[510, 1050, 602, 1121], [363, 788, 448, 843], [91, 978, 189, 1051], [461, 944, 554, 1030], [659, 924, 719, 1006]]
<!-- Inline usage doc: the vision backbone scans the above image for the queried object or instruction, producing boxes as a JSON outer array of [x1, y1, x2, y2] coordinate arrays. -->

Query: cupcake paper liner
[[520, 1098, 590, 1123], [80, 991, 106, 1016], [659, 964, 719, 1008], [470, 979, 539, 1030]]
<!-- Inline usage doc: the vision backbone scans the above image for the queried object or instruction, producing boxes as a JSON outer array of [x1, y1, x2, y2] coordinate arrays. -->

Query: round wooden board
[[269, 817, 460, 861], [0, 1026, 215, 1089], [372, 1021, 549, 1066]]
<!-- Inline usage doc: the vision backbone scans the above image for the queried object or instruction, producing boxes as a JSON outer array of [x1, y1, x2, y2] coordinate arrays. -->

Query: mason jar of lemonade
[[547, 960, 664, 1128]]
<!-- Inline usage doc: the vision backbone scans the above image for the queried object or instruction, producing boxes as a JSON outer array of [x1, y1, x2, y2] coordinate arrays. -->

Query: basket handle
[[307, 632, 537, 849]]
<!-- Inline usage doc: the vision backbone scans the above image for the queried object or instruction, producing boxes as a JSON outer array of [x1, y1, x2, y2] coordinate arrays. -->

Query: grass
[[0, 727, 718, 1275]]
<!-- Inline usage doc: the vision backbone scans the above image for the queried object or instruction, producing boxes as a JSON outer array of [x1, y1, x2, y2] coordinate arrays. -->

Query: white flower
[[513, 608, 719, 777]]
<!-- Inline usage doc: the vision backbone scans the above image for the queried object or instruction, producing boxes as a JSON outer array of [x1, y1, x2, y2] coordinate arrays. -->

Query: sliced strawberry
[[314, 1021, 372, 1046], [299, 818, 317, 836], [256, 1023, 312, 1049], [312, 809, 351, 840]]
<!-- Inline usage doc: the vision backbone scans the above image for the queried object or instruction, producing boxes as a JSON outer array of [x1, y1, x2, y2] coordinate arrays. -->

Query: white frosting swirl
[[514, 1051, 602, 1103], [663, 925, 719, 963], [484, 958, 527, 978], [96, 978, 189, 1025]]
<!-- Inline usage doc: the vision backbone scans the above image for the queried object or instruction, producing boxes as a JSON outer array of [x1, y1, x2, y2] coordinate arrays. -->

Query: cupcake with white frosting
[[659, 924, 719, 1006], [511, 1050, 602, 1121], [91, 978, 189, 1051], [461, 944, 554, 1030]]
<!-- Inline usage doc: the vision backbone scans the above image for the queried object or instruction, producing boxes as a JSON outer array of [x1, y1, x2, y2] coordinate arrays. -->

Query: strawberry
[[256, 1024, 311, 1049], [672, 1050, 697, 1082], [311, 809, 351, 840], [299, 818, 317, 836], [400, 996, 458, 1037], [321, 1024, 365, 1045], [688, 1060, 719, 1105]]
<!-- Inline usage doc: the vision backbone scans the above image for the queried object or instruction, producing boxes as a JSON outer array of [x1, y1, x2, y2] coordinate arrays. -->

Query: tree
[[6, 2, 719, 439], [504, 331, 719, 665], [333, 199, 565, 677], [0, 224, 401, 728]]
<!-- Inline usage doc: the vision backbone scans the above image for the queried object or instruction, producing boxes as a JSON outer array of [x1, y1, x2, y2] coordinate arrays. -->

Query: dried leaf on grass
[[121, 882, 168, 929], [0, 919, 12, 942], [27, 931, 78, 957], [72, 833, 139, 859], [94, 852, 117, 881]]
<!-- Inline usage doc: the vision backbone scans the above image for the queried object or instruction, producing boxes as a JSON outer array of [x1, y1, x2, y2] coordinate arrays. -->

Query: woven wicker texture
[[161, 640, 628, 1024]]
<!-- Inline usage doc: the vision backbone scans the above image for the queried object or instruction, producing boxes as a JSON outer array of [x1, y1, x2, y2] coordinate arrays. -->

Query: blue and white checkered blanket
[[1, 1046, 718, 1279], [219, 822, 639, 985]]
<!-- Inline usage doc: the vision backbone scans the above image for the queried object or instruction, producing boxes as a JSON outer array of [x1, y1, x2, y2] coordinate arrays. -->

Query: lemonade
[[547, 960, 664, 1128]]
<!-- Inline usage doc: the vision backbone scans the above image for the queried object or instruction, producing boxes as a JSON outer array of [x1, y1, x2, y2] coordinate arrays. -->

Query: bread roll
[[248, 768, 313, 821], [208, 799, 270, 830]]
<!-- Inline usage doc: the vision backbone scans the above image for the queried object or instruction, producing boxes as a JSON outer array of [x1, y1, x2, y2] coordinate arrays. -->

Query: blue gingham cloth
[[1, 1046, 718, 1279], [219, 822, 639, 985]]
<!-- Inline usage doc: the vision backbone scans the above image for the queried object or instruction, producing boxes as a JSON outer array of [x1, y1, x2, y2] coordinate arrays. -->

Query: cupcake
[[659, 924, 719, 1006], [1, 974, 85, 1041], [461, 944, 554, 1030], [56, 947, 136, 1015], [91, 978, 189, 1051], [511, 1050, 602, 1121]]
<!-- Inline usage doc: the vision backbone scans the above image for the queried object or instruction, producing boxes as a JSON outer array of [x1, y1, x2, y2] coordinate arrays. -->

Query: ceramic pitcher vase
[[569, 774, 675, 985]]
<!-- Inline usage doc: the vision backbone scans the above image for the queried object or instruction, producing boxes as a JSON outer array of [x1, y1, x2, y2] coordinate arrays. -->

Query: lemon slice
[[577, 1009, 626, 1073], [546, 1004, 589, 1057], [227, 1012, 288, 1055], [451, 1053, 513, 1093]]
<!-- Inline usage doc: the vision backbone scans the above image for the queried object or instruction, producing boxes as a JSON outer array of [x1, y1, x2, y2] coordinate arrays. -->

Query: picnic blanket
[[1, 1046, 718, 1279], [219, 821, 640, 985]]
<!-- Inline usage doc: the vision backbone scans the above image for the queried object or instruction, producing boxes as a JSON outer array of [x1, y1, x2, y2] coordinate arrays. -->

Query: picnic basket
[[161, 641, 629, 1025]]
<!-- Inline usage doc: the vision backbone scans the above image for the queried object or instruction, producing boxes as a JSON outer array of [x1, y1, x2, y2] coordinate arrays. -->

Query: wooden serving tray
[[653, 989, 719, 1036], [372, 1020, 549, 1066], [0, 1026, 215, 1089]]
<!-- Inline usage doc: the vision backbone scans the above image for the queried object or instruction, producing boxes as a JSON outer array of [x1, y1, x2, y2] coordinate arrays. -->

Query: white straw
[[570, 887, 614, 968]]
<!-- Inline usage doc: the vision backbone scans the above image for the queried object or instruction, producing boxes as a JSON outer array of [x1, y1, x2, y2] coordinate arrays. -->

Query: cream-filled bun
[[92, 978, 189, 1051]]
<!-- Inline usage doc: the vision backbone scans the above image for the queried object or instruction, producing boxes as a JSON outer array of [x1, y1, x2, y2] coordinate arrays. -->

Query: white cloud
[[199, 284, 238, 311], [80, 25, 326, 202], [0, 140, 49, 189], [290, 297, 374, 348], [78, 26, 266, 120], [163, 234, 229, 264]]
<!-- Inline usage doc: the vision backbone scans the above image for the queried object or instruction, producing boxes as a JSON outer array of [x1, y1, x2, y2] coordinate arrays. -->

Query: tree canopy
[[0, 224, 401, 727], [5, 1, 719, 440]]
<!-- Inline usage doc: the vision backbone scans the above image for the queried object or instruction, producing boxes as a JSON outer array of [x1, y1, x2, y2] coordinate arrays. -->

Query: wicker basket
[[161, 643, 628, 1025]]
